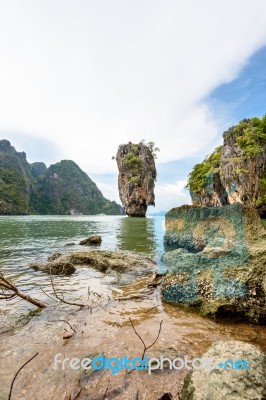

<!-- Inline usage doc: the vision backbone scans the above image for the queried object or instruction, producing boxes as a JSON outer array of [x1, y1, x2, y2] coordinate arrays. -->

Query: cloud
[[153, 180, 191, 212], [94, 179, 120, 203], [0, 0, 266, 176]]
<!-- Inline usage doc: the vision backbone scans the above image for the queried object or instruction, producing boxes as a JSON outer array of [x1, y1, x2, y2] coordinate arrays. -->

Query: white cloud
[[153, 180, 191, 212], [95, 180, 120, 203], [0, 0, 266, 175]]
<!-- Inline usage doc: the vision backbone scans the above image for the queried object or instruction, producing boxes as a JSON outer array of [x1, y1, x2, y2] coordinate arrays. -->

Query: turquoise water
[[0, 215, 165, 316]]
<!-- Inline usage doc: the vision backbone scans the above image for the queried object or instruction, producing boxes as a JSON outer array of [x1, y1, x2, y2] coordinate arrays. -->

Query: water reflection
[[0, 215, 165, 317], [117, 217, 156, 253]]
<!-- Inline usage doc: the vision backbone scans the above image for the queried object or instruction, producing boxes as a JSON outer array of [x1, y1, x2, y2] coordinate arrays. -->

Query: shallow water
[[0, 215, 265, 349], [0, 216, 265, 399], [0, 215, 165, 317]]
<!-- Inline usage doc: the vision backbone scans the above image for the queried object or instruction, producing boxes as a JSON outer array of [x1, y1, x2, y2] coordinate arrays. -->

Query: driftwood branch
[[0, 271, 46, 308], [49, 276, 86, 307], [8, 352, 39, 400], [129, 317, 163, 360]]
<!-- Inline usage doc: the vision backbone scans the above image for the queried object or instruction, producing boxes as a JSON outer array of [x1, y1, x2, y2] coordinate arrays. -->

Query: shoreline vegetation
[[0, 116, 266, 399]]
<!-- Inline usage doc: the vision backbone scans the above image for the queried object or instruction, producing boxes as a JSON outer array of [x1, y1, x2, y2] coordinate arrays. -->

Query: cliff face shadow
[[116, 217, 156, 253]]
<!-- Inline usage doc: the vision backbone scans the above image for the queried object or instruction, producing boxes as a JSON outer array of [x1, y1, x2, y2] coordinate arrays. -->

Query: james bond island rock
[[116, 141, 157, 217], [187, 116, 266, 215], [0, 140, 123, 215], [162, 204, 266, 324]]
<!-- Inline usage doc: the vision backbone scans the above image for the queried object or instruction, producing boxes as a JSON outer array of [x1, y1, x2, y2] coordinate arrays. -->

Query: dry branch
[[8, 352, 39, 400], [50, 276, 86, 307], [0, 271, 46, 308], [129, 317, 163, 360]]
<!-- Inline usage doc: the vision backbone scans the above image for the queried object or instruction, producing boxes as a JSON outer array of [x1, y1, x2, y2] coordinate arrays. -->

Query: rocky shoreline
[[162, 205, 266, 325], [0, 268, 265, 400], [0, 209, 265, 399]]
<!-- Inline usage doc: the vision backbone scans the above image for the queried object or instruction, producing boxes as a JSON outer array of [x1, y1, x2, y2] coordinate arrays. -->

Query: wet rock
[[70, 250, 154, 274], [181, 340, 266, 400], [79, 235, 102, 245], [162, 205, 266, 324], [116, 142, 156, 217], [64, 242, 76, 246], [29, 250, 155, 278], [29, 256, 76, 276], [47, 252, 62, 261]]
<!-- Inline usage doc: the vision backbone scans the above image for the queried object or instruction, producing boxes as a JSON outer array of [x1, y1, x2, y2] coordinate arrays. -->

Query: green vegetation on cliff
[[186, 146, 222, 196], [0, 140, 33, 214], [31, 160, 122, 215], [224, 116, 266, 158], [186, 116, 266, 211], [0, 140, 122, 215], [116, 141, 156, 216]]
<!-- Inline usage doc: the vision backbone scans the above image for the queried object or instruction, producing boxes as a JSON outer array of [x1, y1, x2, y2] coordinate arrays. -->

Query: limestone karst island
[[1, 2, 266, 399]]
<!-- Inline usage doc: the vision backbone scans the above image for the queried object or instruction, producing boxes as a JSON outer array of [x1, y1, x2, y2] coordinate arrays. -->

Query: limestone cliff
[[116, 142, 156, 217], [0, 140, 34, 214], [220, 118, 266, 214], [187, 116, 266, 215], [32, 160, 123, 215]]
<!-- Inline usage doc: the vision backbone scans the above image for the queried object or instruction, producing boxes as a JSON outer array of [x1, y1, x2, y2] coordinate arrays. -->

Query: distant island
[[0, 140, 123, 215]]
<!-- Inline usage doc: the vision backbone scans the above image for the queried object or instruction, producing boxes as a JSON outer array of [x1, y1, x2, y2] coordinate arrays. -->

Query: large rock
[[116, 142, 156, 217], [30, 250, 156, 276], [70, 250, 155, 274], [162, 204, 266, 324], [181, 341, 266, 400]]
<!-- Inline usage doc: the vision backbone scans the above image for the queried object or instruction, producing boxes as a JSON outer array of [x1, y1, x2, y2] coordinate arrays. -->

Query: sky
[[0, 0, 266, 213]]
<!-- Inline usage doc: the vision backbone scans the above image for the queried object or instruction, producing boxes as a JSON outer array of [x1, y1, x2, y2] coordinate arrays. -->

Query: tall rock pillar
[[116, 142, 156, 217]]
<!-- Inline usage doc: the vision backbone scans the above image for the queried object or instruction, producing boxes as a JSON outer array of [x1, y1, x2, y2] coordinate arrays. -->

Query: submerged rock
[[29, 250, 156, 277], [181, 340, 266, 400], [29, 258, 76, 276], [79, 235, 102, 245], [116, 142, 157, 217], [162, 204, 266, 324]]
